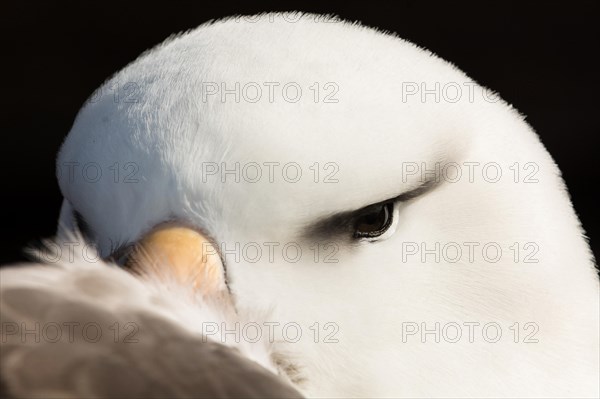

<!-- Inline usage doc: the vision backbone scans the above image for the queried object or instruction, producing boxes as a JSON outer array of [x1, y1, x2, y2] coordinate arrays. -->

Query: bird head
[[55, 13, 598, 397]]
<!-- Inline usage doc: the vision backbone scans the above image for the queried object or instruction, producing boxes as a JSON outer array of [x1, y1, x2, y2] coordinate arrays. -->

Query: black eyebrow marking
[[302, 179, 438, 241]]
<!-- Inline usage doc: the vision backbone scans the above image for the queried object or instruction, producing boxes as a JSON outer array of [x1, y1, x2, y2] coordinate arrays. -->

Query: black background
[[2, 1, 598, 265]]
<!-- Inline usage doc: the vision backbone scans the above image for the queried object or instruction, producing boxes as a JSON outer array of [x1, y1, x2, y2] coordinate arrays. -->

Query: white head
[[56, 13, 599, 397]]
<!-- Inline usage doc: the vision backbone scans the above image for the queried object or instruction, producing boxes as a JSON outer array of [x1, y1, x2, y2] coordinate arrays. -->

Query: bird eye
[[354, 202, 395, 239]]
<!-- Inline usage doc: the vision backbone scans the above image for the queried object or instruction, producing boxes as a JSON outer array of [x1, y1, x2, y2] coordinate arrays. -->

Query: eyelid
[[354, 200, 390, 217], [393, 178, 437, 203], [352, 178, 435, 218], [302, 179, 437, 241]]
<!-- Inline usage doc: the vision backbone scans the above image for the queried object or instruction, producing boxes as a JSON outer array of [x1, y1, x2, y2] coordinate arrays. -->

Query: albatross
[[1, 12, 599, 398]]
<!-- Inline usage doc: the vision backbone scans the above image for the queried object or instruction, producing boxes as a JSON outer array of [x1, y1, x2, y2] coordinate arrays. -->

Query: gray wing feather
[[0, 263, 303, 399]]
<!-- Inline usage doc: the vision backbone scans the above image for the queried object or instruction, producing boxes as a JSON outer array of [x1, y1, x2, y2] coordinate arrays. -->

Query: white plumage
[[1, 12, 598, 398]]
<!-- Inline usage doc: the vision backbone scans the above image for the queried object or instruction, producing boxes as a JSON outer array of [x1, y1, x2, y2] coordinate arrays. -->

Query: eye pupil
[[354, 202, 394, 238]]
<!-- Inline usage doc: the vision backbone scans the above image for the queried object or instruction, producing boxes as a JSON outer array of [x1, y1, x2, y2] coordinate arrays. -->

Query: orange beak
[[126, 224, 227, 298]]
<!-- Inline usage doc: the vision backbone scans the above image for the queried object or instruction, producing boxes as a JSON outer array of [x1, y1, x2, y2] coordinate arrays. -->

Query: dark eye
[[354, 202, 394, 239]]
